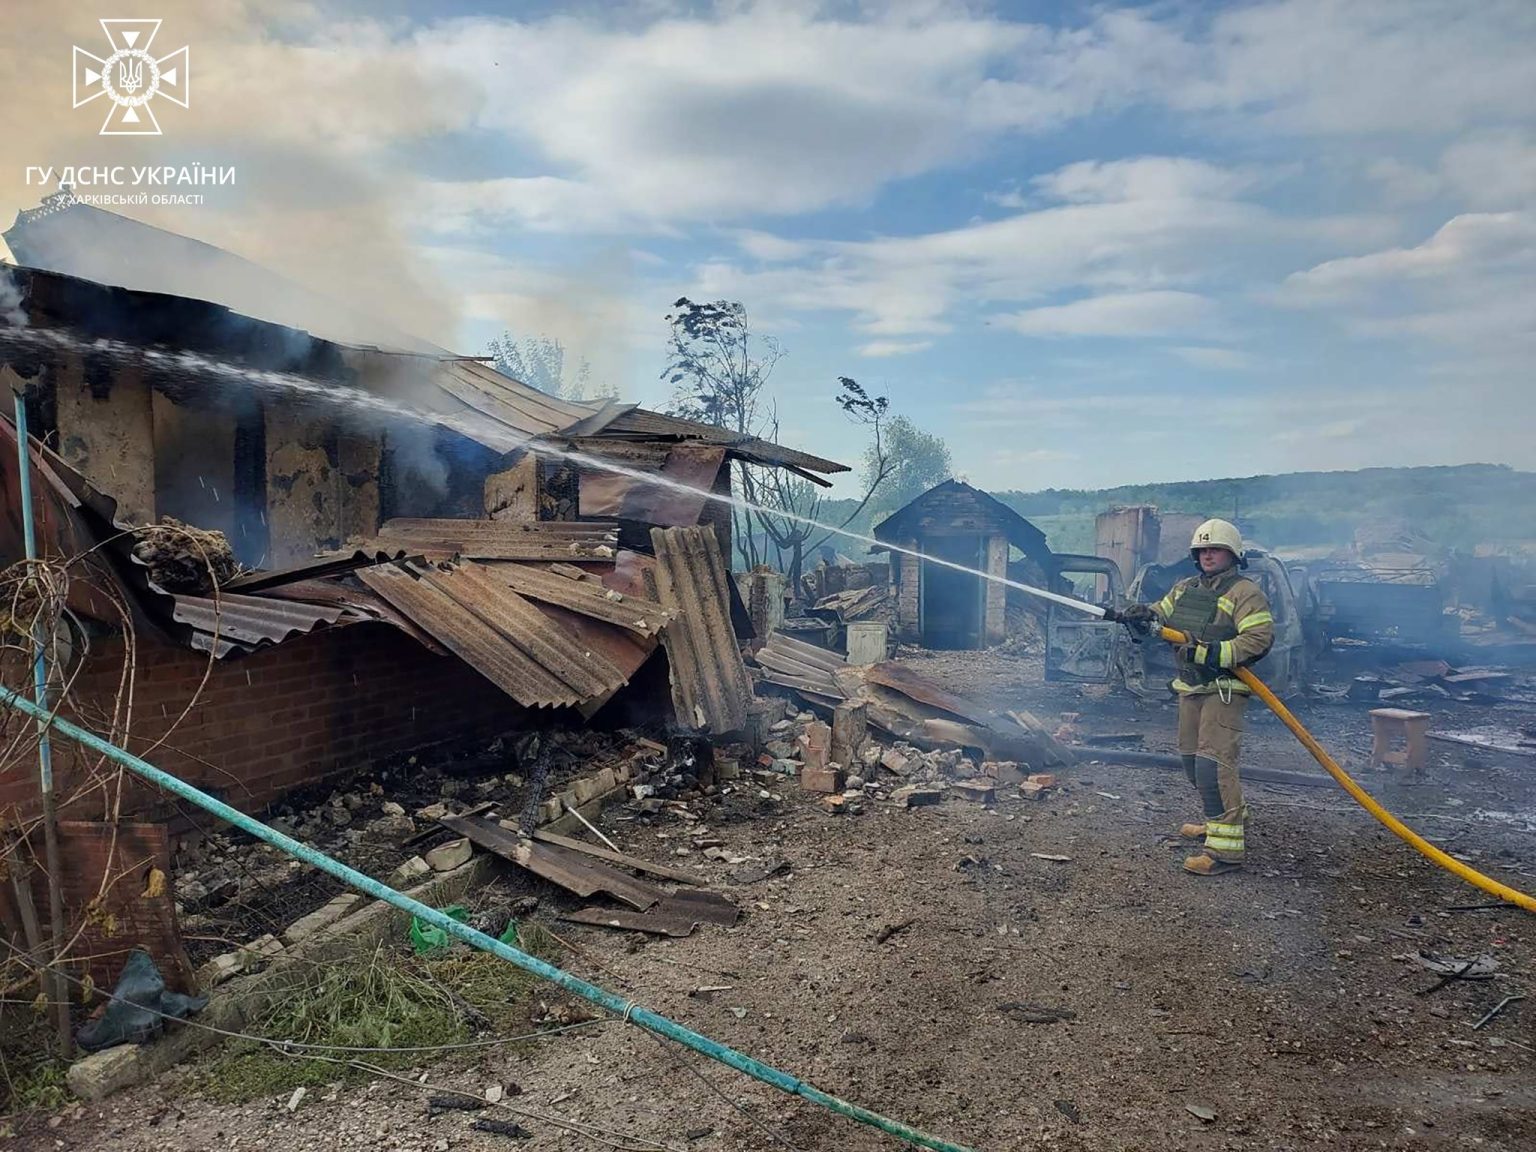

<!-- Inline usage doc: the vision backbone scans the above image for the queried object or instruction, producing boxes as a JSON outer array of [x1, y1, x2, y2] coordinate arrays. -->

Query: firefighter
[[1120, 519, 1274, 875]]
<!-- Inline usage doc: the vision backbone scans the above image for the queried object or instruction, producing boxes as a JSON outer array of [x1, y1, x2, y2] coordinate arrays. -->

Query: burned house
[[0, 254, 844, 986], [0, 264, 843, 568], [873, 480, 1051, 649]]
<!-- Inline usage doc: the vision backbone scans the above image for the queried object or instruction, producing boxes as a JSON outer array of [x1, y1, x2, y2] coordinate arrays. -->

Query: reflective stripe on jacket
[[1153, 569, 1275, 696]]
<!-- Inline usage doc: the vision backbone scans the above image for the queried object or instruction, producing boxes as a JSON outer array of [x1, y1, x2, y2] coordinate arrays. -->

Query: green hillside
[[797, 464, 1536, 564], [989, 464, 1536, 555]]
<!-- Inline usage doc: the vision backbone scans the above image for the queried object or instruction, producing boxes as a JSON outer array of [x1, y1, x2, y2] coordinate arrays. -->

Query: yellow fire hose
[[1158, 625, 1536, 914]]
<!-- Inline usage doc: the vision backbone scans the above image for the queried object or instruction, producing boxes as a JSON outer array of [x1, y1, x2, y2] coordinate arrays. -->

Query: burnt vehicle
[[1044, 549, 1317, 698]]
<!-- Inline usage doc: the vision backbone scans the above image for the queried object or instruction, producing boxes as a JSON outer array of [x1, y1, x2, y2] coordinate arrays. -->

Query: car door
[[1044, 555, 1127, 683]]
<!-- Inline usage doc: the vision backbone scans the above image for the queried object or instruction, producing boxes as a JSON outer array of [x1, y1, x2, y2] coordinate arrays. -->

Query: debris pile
[[1317, 659, 1534, 707], [130, 517, 240, 593], [738, 692, 1059, 815]]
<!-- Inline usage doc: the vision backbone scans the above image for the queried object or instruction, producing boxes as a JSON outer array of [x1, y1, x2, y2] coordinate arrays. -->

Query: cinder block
[[800, 764, 845, 794]]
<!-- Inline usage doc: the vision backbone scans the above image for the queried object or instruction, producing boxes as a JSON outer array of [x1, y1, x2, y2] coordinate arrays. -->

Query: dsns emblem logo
[[73, 19, 190, 135]]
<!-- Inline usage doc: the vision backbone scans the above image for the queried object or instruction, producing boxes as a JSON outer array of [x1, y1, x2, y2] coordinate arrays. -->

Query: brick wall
[[984, 534, 1009, 645], [0, 623, 519, 823], [896, 548, 921, 639]]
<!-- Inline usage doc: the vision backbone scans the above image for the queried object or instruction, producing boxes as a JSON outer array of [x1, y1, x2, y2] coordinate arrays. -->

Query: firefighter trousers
[[1176, 690, 1248, 862]]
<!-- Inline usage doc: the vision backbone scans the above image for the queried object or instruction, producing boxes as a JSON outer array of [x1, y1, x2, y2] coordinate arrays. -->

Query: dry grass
[[200, 927, 563, 1103]]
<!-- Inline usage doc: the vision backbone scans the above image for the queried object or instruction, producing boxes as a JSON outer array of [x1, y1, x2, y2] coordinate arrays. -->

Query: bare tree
[[661, 298, 783, 566], [754, 377, 894, 593], [661, 301, 900, 583]]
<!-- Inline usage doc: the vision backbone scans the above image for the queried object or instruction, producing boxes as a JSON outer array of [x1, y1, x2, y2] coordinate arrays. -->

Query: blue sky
[[5, 1, 1535, 494]]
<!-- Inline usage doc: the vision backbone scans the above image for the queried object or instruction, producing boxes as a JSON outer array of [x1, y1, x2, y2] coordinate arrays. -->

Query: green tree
[[489, 333, 613, 401], [866, 414, 952, 521]]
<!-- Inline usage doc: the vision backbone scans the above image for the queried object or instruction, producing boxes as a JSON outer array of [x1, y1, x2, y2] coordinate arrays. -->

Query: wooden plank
[[1427, 731, 1536, 758], [531, 829, 706, 886], [438, 815, 663, 910]]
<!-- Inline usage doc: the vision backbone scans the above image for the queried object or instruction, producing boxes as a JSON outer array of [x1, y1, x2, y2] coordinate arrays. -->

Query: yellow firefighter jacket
[[1152, 567, 1275, 695]]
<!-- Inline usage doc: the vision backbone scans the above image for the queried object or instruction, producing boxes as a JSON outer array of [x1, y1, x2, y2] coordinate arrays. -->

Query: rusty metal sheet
[[412, 560, 626, 700], [531, 830, 705, 886], [560, 906, 697, 937], [224, 549, 406, 593], [359, 562, 583, 708], [661, 888, 740, 926], [605, 549, 656, 600], [373, 518, 619, 560], [528, 601, 655, 686], [578, 443, 726, 527], [560, 891, 738, 936], [648, 526, 753, 733], [481, 561, 673, 636], [859, 661, 1010, 729]]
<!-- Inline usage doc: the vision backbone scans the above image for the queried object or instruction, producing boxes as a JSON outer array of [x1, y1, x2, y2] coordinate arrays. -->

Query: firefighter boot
[[1184, 756, 1242, 875], [1178, 755, 1205, 838]]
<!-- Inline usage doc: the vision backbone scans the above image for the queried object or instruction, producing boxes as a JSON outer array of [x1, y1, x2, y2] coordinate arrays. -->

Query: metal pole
[[0, 687, 975, 1152], [12, 394, 72, 1057]]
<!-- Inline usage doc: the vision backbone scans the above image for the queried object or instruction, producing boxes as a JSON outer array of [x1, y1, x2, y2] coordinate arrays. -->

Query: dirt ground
[[16, 650, 1536, 1152]]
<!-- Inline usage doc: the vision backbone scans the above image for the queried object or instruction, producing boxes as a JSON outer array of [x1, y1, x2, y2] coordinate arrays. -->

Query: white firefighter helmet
[[1190, 518, 1243, 562]]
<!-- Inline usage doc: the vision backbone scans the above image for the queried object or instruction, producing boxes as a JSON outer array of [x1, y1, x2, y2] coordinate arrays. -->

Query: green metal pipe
[[0, 687, 975, 1152], [12, 395, 72, 1057]]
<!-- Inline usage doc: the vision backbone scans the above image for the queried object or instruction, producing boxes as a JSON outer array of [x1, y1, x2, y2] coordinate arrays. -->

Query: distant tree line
[[992, 464, 1536, 552]]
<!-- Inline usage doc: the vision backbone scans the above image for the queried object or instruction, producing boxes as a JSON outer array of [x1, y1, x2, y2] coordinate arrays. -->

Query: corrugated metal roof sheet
[[480, 562, 673, 636], [223, 549, 406, 593], [427, 360, 630, 452], [597, 409, 848, 477], [358, 560, 631, 709], [646, 526, 754, 733], [171, 592, 354, 657], [372, 518, 619, 560]]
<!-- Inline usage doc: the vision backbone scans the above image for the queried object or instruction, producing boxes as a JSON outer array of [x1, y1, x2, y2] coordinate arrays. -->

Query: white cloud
[[733, 230, 816, 262], [1279, 212, 1536, 378], [687, 154, 1369, 337], [406, 1, 1536, 234], [1438, 132, 1536, 210], [1182, 0, 1536, 135], [1001, 291, 1215, 338], [1367, 132, 1536, 211], [1282, 212, 1536, 301], [1034, 157, 1263, 203], [857, 340, 933, 357]]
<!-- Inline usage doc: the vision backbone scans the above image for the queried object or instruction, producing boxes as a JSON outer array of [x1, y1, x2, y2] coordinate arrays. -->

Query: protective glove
[[1197, 641, 1226, 669], [1112, 605, 1155, 642]]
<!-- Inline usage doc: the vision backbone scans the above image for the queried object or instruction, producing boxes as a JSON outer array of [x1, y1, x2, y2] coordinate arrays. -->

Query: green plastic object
[[410, 904, 467, 954], [411, 907, 519, 954]]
